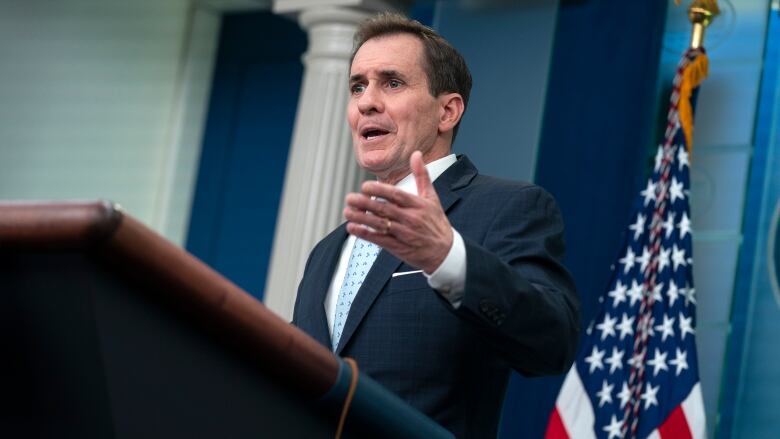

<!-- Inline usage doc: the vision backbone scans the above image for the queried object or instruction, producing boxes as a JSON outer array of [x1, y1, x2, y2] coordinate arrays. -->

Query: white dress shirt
[[324, 154, 467, 336]]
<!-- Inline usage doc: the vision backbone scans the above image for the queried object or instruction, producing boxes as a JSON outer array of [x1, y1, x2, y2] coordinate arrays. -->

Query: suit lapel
[[303, 225, 347, 348], [335, 249, 402, 354], [334, 155, 478, 354]]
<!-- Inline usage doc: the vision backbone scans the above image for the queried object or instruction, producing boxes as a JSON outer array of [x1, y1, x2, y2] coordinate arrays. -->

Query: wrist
[[424, 230, 454, 274]]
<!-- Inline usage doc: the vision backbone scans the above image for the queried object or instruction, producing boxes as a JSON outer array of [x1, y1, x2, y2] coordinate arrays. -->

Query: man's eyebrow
[[379, 70, 403, 78], [378, 69, 406, 80], [349, 70, 407, 83]]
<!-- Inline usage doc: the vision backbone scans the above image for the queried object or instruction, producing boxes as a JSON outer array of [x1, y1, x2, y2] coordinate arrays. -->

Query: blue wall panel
[[435, 1, 559, 182], [186, 12, 306, 300]]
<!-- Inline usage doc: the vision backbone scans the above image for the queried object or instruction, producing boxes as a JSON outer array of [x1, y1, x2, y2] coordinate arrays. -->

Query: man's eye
[[388, 79, 402, 89], [351, 84, 365, 94]]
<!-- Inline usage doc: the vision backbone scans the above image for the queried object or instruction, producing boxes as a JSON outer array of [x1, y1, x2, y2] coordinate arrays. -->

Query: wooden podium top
[[0, 200, 338, 399]]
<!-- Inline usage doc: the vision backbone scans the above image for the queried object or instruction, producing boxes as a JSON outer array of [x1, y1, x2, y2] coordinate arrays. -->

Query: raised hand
[[344, 151, 453, 274]]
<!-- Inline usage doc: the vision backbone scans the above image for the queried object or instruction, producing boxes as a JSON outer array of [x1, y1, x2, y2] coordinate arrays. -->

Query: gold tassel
[[678, 52, 709, 158]]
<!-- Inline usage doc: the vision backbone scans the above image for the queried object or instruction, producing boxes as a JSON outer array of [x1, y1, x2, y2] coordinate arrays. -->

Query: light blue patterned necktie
[[331, 237, 381, 351]]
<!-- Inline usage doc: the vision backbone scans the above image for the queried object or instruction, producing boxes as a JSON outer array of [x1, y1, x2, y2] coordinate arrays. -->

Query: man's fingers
[[345, 206, 415, 237], [346, 221, 402, 250], [345, 192, 404, 219], [359, 181, 419, 207], [344, 206, 392, 233], [410, 151, 434, 198]]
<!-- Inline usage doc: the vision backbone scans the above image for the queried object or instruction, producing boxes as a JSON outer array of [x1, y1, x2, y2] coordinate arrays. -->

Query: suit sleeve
[[454, 185, 580, 375]]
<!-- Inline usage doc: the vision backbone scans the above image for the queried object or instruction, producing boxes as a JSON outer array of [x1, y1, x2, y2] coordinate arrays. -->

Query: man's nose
[[357, 84, 383, 114]]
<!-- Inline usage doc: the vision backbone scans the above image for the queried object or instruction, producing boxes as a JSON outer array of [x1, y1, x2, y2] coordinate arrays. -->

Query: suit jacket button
[[480, 299, 506, 325]]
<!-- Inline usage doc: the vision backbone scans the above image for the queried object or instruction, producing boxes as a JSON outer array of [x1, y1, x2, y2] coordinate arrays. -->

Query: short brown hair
[[350, 12, 473, 143]]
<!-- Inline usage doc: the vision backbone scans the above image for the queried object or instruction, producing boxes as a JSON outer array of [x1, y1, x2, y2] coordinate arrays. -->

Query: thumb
[[411, 151, 435, 199]]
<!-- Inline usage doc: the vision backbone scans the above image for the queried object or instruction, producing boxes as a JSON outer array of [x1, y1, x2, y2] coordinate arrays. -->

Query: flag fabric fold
[[546, 48, 708, 439]]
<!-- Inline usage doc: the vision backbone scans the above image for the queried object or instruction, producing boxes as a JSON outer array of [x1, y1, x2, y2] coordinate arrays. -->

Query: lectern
[[0, 201, 451, 438]]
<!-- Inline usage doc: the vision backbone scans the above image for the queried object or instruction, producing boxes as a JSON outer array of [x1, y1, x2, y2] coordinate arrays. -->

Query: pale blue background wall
[[0, 0, 218, 243], [657, 1, 771, 435], [435, 0, 559, 182], [719, 4, 780, 438]]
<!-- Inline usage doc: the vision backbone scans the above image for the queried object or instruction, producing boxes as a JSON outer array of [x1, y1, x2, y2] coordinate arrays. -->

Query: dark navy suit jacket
[[292, 155, 579, 438]]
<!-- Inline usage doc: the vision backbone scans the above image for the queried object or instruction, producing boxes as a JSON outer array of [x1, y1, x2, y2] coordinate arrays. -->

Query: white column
[[264, 2, 401, 320]]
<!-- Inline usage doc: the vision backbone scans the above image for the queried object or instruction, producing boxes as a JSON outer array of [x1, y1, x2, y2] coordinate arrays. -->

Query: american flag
[[546, 48, 708, 439]]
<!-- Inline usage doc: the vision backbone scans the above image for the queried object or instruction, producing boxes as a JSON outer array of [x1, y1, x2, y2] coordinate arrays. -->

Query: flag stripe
[[658, 406, 693, 439], [555, 369, 596, 439], [682, 383, 706, 439], [545, 408, 570, 439]]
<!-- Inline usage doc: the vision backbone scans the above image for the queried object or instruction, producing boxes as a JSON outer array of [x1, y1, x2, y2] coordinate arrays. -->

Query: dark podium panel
[[0, 201, 452, 439]]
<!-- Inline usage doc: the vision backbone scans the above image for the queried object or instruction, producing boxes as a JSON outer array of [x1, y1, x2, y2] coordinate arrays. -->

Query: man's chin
[[358, 160, 389, 177], [356, 149, 389, 168]]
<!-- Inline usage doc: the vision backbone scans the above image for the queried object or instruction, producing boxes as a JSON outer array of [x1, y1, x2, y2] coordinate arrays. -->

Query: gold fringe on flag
[[678, 52, 708, 157]]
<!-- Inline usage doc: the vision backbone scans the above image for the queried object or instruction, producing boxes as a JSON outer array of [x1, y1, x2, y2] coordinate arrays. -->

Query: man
[[292, 13, 579, 438]]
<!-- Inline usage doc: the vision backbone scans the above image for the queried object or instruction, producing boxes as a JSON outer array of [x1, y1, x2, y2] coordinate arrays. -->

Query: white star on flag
[[584, 346, 605, 373], [627, 280, 644, 307], [596, 380, 614, 407], [638, 246, 651, 272], [655, 314, 675, 342], [605, 347, 625, 374], [647, 348, 669, 376], [627, 352, 643, 369], [639, 316, 656, 338], [596, 313, 617, 340], [641, 383, 660, 409], [641, 179, 657, 206], [667, 279, 681, 306], [669, 176, 685, 202], [683, 284, 696, 306], [670, 348, 689, 376], [672, 244, 687, 271], [678, 210, 692, 239], [677, 144, 690, 170], [619, 247, 636, 273], [617, 381, 631, 409], [654, 146, 664, 172], [657, 246, 671, 272], [652, 282, 664, 302], [629, 213, 646, 240], [663, 211, 676, 238], [679, 312, 695, 340], [608, 281, 628, 307], [603, 415, 623, 439], [616, 313, 635, 340]]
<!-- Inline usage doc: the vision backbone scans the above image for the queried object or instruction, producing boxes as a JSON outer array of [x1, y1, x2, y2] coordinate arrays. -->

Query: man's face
[[348, 34, 444, 183]]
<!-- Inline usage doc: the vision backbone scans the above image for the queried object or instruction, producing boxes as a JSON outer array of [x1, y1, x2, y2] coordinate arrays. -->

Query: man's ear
[[438, 93, 465, 134]]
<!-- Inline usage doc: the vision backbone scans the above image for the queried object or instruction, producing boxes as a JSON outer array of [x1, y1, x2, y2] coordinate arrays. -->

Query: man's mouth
[[361, 128, 390, 141]]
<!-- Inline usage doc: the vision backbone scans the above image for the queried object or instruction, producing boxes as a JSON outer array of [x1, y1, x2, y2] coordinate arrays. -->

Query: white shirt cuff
[[424, 227, 466, 307]]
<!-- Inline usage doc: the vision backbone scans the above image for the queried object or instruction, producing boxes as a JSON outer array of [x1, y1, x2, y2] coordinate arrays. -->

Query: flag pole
[[684, 0, 720, 49]]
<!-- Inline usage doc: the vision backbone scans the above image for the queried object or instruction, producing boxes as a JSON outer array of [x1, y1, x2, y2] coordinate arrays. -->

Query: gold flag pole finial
[[675, 0, 721, 49], [672, 1, 717, 157]]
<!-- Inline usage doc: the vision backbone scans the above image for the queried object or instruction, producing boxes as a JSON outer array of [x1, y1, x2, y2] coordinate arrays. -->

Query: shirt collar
[[394, 154, 457, 195]]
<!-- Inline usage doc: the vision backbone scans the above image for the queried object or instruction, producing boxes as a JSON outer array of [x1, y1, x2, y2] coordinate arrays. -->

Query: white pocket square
[[392, 270, 423, 278]]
